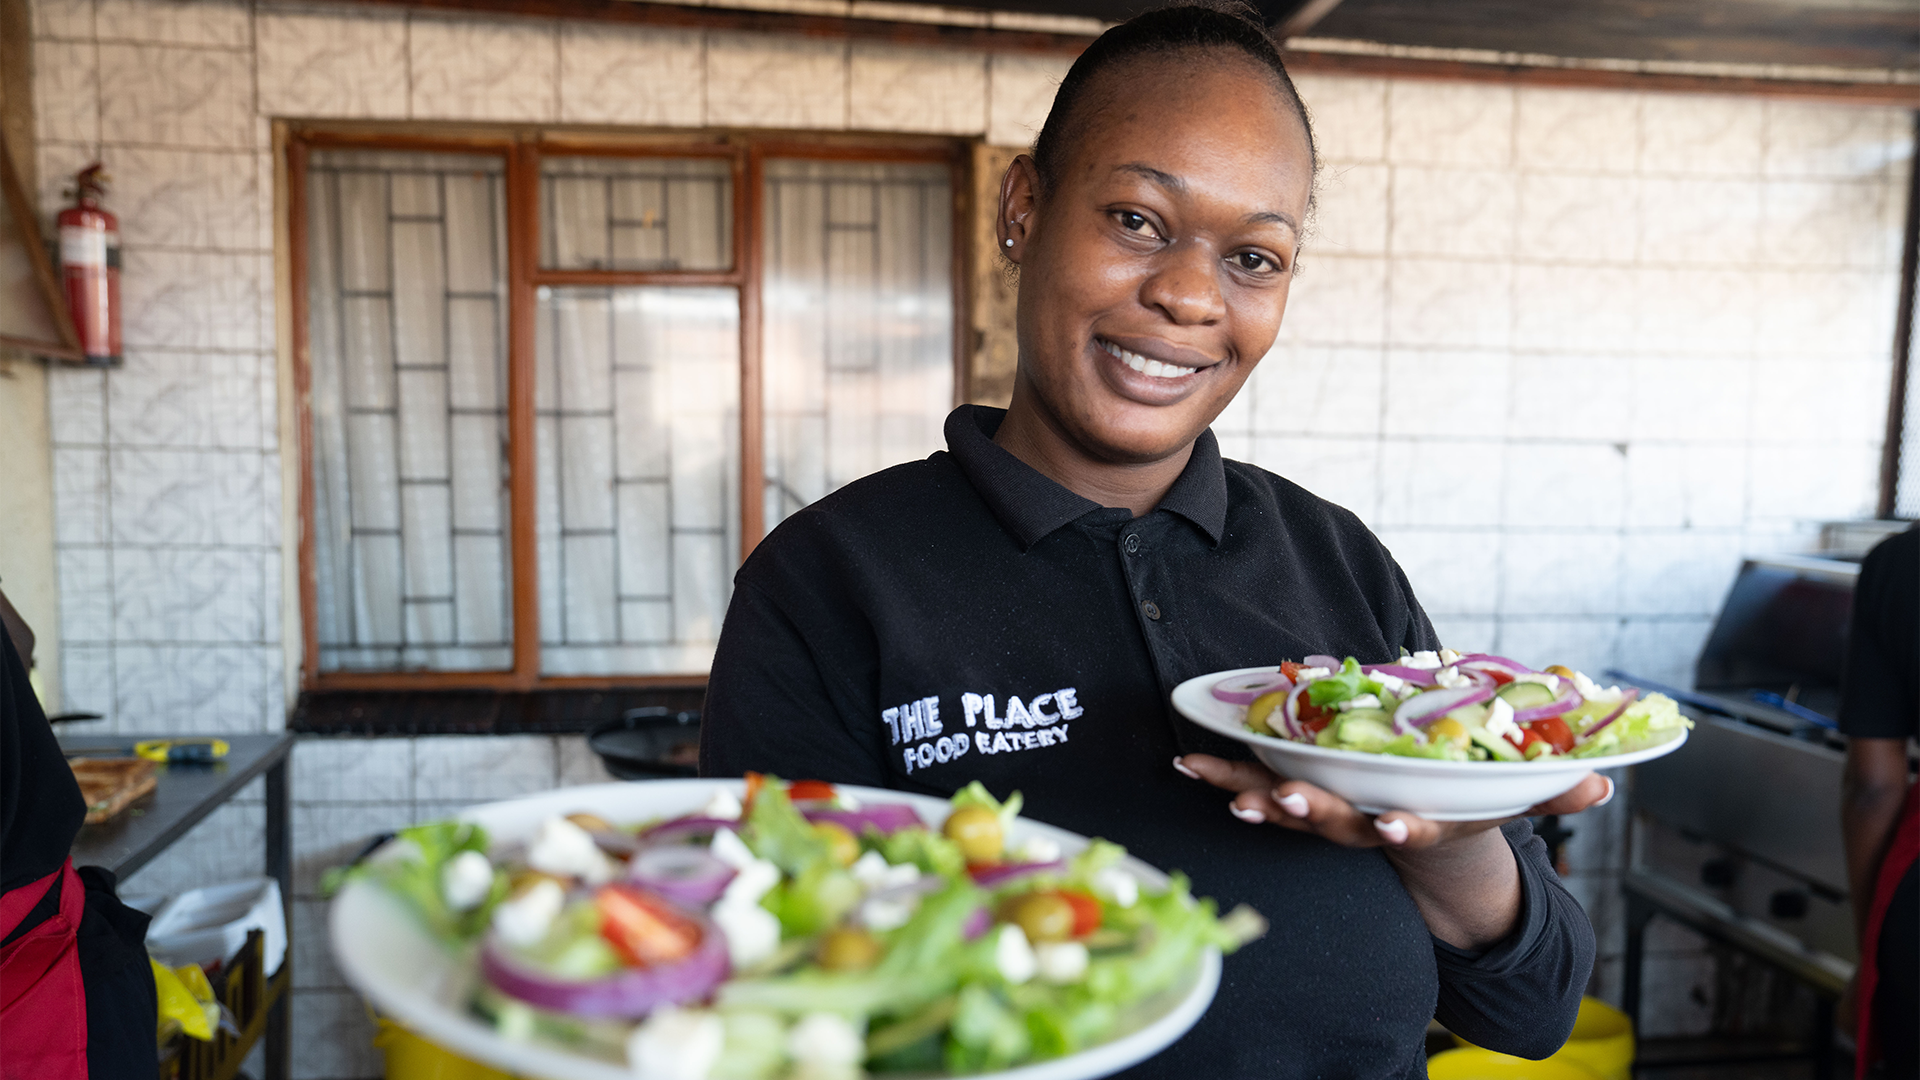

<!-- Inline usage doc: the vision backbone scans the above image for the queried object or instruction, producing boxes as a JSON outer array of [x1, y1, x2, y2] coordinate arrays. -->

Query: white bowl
[[331, 779, 1220, 1080], [1171, 667, 1689, 821]]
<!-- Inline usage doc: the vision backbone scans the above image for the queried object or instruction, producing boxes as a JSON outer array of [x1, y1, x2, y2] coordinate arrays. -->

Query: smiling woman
[[701, 4, 1601, 1076]]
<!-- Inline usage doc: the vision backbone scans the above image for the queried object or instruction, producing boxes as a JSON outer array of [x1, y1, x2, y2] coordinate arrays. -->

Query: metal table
[[62, 733, 295, 1080]]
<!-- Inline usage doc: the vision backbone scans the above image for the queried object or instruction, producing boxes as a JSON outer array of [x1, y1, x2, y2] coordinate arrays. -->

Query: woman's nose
[[1140, 243, 1227, 326]]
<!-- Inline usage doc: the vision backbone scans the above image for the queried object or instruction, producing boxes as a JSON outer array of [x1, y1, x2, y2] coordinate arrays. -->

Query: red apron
[[0, 859, 90, 1080], [1857, 781, 1920, 1079]]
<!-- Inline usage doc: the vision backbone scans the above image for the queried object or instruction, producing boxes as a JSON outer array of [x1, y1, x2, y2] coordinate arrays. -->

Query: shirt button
[[1124, 534, 1140, 554], [1142, 601, 1161, 620]]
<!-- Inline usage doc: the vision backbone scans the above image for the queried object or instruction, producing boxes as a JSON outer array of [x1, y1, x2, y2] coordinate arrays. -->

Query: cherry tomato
[[1529, 715, 1576, 754], [1280, 661, 1303, 683], [1483, 668, 1515, 686], [1298, 699, 1331, 734], [787, 779, 838, 802], [1502, 726, 1544, 754], [1058, 890, 1102, 937], [597, 885, 700, 967]]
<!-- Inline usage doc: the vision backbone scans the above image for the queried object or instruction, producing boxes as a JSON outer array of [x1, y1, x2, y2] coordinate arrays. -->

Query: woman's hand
[[1174, 753, 1613, 948]]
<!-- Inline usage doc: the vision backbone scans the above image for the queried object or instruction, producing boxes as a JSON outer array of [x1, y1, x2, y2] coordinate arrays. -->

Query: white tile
[[985, 52, 1069, 147], [1239, 343, 1383, 437], [53, 447, 108, 544], [1510, 264, 1636, 354], [117, 801, 266, 896], [1639, 178, 1762, 267], [256, 4, 409, 120], [1277, 254, 1386, 345], [288, 989, 384, 1080], [1385, 80, 1512, 168], [95, 0, 248, 48], [410, 15, 559, 123], [1508, 355, 1629, 442], [48, 367, 106, 446], [108, 351, 265, 449], [1427, 615, 1495, 655], [1503, 443, 1626, 530], [849, 43, 986, 135], [1498, 530, 1622, 616], [412, 735, 559, 802], [293, 737, 413, 803], [1374, 438, 1504, 528], [1613, 617, 1712, 693], [1513, 86, 1639, 174], [57, 546, 113, 644], [59, 642, 115, 722], [1763, 101, 1904, 180], [111, 545, 265, 643], [1558, 786, 1631, 876], [1380, 348, 1508, 437], [1491, 616, 1619, 676], [1763, 179, 1901, 273], [556, 734, 617, 786], [1293, 73, 1386, 164], [1751, 268, 1898, 361], [1514, 173, 1639, 264], [98, 43, 254, 150], [1746, 442, 1879, 526], [557, 22, 703, 127], [1386, 257, 1510, 349], [1628, 355, 1749, 444], [1749, 356, 1891, 446], [289, 899, 347, 991], [292, 802, 415, 897], [34, 41, 100, 146], [1372, 527, 1500, 616], [1305, 162, 1387, 256], [1248, 434, 1378, 522], [1620, 530, 1744, 617], [32, 0, 95, 40], [1640, 94, 1762, 177], [1389, 166, 1514, 259], [109, 447, 265, 546], [705, 32, 848, 130], [114, 643, 272, 732], [1632, 267, 1758, 357], [119, 249, 261, 351], [1624, 443, 1748, 530], [100, 147, 258, 250]]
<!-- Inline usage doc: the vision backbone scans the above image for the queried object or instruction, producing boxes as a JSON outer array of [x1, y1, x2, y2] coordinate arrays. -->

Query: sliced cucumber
[[1467, 725, 1525, 762], [1495, 681, 1557, 709], [1335, 712, 1396, 750]]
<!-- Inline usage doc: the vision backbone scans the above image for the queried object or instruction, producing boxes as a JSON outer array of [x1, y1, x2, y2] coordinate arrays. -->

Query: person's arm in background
[[1844, 738, 1912, 943]]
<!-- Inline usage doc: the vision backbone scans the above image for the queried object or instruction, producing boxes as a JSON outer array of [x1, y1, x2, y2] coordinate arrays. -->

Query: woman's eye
[[1115, 212, 1157, 236], [1233, 251, 1282, 274]]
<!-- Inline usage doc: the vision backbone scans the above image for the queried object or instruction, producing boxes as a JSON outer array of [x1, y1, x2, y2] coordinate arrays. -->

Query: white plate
[[331, 779, 1220, 1080], [1172, 667, 1689, 820]]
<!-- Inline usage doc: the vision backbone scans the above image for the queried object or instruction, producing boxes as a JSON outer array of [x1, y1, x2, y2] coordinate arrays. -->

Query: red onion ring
[[1574, 688, 1640, 745], [639, 816, 738, 846], [962, 907, 993, 941], [628, 846, 736, 907], [1512, 685, 1585, 724], [1457, 653, 1536, 672], [1278, 682, 1312, 741], [802, 804, 924, 836], [967, 860, 1064, 888], [1361, 664, 1438, 686], [1303, 654, 1342, 672], [1211, 671, 1293, 705], [1390, 684, 1496, 734], [479, 912, 730, 1018]]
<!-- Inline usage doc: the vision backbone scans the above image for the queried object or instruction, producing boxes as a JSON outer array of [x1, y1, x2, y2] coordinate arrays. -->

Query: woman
[[702, 5, 1602, 1074]]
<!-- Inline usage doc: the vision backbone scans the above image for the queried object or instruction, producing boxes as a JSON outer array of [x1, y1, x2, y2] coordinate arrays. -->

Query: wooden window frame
[[289, 125, 972, 693]]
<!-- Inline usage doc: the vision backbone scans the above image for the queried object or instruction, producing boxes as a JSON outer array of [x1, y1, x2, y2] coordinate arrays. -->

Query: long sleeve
[[1431, 817, 1596, 1058]]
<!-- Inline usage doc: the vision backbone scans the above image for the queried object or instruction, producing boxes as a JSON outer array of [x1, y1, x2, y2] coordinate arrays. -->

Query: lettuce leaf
[[1571, 692, 1690, 758]]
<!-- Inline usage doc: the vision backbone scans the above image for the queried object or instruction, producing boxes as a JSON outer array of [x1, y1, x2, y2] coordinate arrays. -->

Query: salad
[[333, 776, 1262, 1080], [1214, 650, 1688, 762]]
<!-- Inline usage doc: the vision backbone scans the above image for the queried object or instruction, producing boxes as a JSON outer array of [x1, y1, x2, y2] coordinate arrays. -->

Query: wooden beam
[[1277, 0, 1347, 41]]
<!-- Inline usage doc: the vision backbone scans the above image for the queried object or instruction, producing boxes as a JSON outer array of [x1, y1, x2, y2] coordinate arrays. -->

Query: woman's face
[[1004, 52, 1314, 465]]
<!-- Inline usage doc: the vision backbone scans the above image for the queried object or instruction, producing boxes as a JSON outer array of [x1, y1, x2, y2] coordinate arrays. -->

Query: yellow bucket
[[1427, 1047, 1602, 1080], [1449, 997, 1635, 1080], [373, 1018, 516, 1080]]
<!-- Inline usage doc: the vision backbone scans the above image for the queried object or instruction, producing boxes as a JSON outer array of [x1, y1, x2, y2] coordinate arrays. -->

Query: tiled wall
[[27, 0, 1911, 1072]]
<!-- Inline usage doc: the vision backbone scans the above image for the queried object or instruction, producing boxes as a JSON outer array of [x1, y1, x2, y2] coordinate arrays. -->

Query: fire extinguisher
[[58, 163, 120, 366]]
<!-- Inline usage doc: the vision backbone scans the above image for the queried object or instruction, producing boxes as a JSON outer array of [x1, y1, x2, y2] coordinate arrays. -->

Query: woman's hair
[[1030, 1, 1318, 201]]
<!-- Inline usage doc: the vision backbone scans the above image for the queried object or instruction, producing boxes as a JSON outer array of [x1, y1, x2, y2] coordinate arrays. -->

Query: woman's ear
[[997, 154, 1041, 260]]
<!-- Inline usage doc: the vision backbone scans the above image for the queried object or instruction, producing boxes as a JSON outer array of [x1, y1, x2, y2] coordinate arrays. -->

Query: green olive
[[565, 812, 613, 833], [816, 927, 883, 971], [943, 806, 1003, 864], [814, 822, 860, 868], [1002, 892, 1076, 944], [1246, 690, 1288, 735]]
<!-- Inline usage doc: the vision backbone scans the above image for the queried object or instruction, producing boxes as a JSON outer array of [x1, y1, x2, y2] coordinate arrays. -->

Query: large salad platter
[[330, 778, 1254, 1080], [1173, 651, 1690, 820]]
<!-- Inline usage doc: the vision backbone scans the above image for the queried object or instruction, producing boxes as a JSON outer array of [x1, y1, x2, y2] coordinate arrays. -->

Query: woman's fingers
[[1175, 754, 1279, 795], [1266, 780, 1387, 847], [1528, 773, 1612, 816]]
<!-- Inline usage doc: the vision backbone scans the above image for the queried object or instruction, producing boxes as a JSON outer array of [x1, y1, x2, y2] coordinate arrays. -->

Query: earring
[[1004, 238, 1014, 248]]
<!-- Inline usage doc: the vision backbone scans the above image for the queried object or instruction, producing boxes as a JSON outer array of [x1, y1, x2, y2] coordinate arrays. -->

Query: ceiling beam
[[1276, 0, 1347, 39]]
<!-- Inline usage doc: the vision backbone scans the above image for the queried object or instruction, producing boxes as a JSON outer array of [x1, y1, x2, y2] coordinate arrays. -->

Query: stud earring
[[1004, 238, 1014, 248]]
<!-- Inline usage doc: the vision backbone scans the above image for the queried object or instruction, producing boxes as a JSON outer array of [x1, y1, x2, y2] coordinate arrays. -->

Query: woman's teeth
[[1101, 340, 1198, 380]]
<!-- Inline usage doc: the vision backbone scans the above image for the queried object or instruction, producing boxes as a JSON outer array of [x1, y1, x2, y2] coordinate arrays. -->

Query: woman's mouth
[[1099, 339, 1199, 380]]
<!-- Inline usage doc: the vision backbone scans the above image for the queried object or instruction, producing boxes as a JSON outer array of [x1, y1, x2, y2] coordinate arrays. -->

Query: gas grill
[[1612, 552, 1896, 1076]]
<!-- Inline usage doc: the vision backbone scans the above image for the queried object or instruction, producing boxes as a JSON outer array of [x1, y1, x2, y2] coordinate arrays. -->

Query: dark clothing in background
[[1841, 525, 1919, 1080], [703, 405, 1595, 1079], [0, 623, 158, 1079]]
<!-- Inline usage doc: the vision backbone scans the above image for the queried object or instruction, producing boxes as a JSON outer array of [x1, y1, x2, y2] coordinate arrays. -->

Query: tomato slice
[[1057, 890, 1102, 937], [1528, 715, 1576, 755], [1483, 668, 1515, 686], [597, 885, 701, 967], [1298, 699, 1331, 734], [1279, 661, 1303, 683], [786, 779, 838, 803]]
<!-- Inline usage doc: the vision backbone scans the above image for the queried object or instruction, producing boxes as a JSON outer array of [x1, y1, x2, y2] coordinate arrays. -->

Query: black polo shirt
[[702, 405, 1593, 1078]]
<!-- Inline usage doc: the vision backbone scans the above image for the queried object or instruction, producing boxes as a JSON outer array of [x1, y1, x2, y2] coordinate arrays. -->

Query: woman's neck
[[991, 392, 1193, 518]]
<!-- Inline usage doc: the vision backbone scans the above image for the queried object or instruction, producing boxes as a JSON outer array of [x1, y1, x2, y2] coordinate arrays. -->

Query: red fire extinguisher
[[58, 163, 120, 366]]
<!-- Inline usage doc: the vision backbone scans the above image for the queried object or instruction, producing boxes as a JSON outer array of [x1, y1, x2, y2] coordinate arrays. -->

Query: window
[[292, 135, 962, 688]]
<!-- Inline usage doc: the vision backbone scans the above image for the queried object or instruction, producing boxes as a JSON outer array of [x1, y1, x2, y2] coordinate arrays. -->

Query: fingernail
[[1231, 805, 1266, 824], [1172, 757, 1200, 780], [1596, 776, 1616, 807], [1374, 818, 1410, 845], [1279, 793, 1310, 818]]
